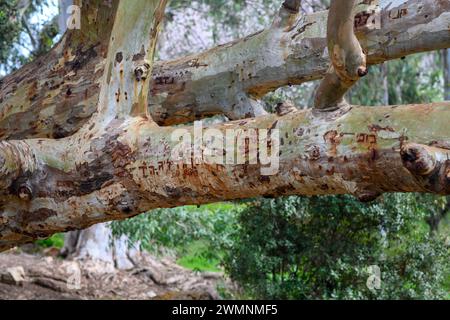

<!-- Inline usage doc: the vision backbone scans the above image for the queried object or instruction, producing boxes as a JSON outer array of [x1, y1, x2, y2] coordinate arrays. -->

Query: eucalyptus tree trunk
[[0, 0, 450, 251], [55, 0, 135, 268]]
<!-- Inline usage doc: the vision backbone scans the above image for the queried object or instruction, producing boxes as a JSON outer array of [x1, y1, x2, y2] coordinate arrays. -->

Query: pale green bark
[[1, 0, 449, 139]]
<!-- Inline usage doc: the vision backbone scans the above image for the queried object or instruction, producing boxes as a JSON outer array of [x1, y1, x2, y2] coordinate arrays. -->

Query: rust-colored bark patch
[[324, 130, 343, 157]]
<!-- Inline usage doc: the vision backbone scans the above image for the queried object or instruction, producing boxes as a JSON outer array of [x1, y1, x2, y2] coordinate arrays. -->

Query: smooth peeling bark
[[314, 0, 368, 110], [0, 0, 120, 140], [1, 102, 450, 251], [131, 0, 450, 124], [1, 0, 449, 140], [0, 0, 168, 250], [121, 103, 450, 201]]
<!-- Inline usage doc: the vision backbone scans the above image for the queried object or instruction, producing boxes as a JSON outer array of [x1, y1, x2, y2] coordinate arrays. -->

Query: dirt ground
[[0, 249, 230, 300]]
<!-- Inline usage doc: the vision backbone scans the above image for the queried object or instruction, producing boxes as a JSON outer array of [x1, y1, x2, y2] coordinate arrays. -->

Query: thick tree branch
[[0, 0, 120, 140], [1, 0, 449, 139], [314, 0, 368, 110], [1, 101, 450, 251]]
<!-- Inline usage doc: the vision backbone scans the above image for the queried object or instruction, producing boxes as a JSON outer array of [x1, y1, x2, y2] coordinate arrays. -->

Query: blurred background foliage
[[0, 0, 58, 74], [1, 0, 449, 300], [222, 195, 449, 299]]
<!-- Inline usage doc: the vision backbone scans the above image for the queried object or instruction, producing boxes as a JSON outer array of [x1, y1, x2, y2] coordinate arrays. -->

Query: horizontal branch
[[140, 0, 450, 123], [1, 102, 449, 251], [1, 0, 449, 140]]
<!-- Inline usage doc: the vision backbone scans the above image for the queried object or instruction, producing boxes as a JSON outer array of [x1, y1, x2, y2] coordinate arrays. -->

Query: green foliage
[[111, 203, 243, 260], [0, 0, 22, 64], [0, 0, 58, 74], [223, 195, 449, 300], [176, 241, 222, 272], [32, 16, 58, 57], [36, 233, 64, 249], [350, 54, 443, 105]]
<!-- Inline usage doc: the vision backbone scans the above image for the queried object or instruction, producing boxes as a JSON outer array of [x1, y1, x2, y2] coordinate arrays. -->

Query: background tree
[[223, 195, 449, 299]]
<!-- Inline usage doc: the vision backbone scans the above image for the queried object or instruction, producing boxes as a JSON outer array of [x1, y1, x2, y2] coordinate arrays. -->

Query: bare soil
[[0, 249, 229, 300]]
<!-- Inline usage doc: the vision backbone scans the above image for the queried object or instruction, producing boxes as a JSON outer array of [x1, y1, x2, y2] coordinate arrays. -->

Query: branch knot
[[134, 61, 151, 82], [401, 144, 436, 176]]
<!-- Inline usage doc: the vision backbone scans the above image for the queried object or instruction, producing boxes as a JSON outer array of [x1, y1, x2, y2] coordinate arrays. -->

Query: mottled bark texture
[[1, 0, 449, 139], [314, 0, 368, 110], [0, 0, 449, 251], [0, 0, 169, 250]]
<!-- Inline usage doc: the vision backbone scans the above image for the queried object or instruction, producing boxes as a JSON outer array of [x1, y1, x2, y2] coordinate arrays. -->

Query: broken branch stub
[[273, 0, 302, 29], [401, 143, 450, 194], [282, 0, 301, 13]]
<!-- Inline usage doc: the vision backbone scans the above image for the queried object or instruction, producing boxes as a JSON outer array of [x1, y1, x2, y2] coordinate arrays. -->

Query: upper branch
[[0, 0, 449, 138], [314, 0, 368, 110]]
